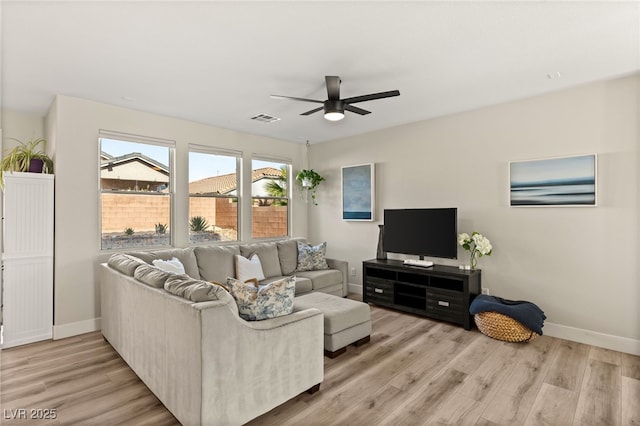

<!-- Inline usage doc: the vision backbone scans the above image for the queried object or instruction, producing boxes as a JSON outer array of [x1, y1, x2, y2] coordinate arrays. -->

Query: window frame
[[188, 144, 243, 245], [98, 130, 175, 251], [251, 155, 292, 240]]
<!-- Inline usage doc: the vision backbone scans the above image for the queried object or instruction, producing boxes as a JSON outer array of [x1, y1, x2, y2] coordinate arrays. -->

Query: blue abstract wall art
[[510, 154, 597, 206], [342, 163, 375, 220]]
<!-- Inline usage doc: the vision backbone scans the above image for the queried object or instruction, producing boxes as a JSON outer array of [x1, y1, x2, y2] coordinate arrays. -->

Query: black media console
[[362, 259, 481, 330]]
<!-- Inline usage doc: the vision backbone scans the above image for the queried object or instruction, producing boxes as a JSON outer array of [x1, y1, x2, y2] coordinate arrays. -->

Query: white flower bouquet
[[458, 231, 492, 269]]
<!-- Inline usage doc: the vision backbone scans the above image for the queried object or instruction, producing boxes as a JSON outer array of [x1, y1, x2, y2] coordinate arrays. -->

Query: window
[[99, 132, 173, 250], [251, 157, 290, 239], [188, 146, 241, 244]]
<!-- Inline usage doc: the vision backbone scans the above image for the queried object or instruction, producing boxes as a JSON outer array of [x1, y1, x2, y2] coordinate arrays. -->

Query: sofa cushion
[[152, 257, 186, 275], [294, 276, 313, 295], [240, 243, 282, 278], [134, 264, 172, 288], [128, 247, 200, 279], [164, 274, 224, 302], [107, 253, 147, 276], [194, 245, 240, 284], [227, 276, 295, 321], [258, 275, 312, 295], [235, 254, 265, 282], [277, 237, 306, 275], [296, 242, 329, 272], [294, 269, 343, 291]]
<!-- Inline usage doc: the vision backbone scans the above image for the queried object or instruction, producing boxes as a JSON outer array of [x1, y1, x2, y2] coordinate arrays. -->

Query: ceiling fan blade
[[301, 106, 324, 116], [325, 76, 341, 100], [270, 95, 323, 104], [343, 90, 400, 104], [345, 104, 371, 115]]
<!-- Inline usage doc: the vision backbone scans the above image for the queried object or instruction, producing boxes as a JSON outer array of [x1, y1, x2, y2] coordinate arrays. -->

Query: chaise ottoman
[[295, 292, 371, 358]]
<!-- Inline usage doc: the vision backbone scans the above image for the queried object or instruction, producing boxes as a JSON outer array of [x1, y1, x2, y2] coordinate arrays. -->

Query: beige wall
[[47, 96, 307, 337], [0, 109, 46, 152], [309, 75, 640, 354]]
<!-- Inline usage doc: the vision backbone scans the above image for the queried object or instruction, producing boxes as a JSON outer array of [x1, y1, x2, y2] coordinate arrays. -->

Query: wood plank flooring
[[1, 299, 639, 425]]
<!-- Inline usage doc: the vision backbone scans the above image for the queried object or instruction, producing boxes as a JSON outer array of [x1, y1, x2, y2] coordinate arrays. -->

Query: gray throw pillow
[[164, 275, 225, 302], [134, 264, 172, 288], [107, 253, 146, 276]]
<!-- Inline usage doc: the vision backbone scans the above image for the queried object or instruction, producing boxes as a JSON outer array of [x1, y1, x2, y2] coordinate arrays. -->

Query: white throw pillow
[[152, 257, 186, 275], [235, 254, 265, 282]]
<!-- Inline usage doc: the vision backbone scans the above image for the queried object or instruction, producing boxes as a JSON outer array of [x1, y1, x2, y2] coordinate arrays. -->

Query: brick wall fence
[[251, 205, 288, 238], [101, 194, 287, 238], [101, 193, 171, 233]]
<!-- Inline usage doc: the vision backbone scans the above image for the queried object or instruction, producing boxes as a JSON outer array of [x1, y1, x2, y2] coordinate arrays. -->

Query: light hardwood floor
[[2, 300, 639, 425]]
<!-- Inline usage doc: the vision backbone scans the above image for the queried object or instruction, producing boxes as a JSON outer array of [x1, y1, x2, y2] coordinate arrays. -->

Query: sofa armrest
[[325, 258, 348, 297], [194, 298, 323, 331], [198, 302, 323, 424]]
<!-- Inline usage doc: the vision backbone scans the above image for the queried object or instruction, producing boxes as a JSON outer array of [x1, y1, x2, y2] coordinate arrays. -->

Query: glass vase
[[470, 249, 478, 269]]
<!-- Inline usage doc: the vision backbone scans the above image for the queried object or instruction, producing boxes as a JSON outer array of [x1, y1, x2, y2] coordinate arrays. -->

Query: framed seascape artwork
[[342, 163, 375, 221], [509, 154, 597, 207]]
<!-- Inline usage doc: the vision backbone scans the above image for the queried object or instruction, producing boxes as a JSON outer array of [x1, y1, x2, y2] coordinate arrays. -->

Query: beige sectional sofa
[[100, 238, 348, 425], [124, 237, 348, 297]]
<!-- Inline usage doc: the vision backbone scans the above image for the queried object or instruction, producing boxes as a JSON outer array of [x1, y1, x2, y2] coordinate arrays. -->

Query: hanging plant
[[295, 169, 325, 205]]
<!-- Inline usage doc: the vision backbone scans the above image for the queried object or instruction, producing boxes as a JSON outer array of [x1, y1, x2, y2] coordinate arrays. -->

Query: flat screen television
[[383, 208, 457, 259]]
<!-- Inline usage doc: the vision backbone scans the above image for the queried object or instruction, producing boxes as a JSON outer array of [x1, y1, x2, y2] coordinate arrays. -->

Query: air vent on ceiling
[[251, 113, 281, 123]]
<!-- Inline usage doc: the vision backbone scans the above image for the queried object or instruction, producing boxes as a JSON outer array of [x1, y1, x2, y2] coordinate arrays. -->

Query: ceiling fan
[[271, 76, 400, 121]]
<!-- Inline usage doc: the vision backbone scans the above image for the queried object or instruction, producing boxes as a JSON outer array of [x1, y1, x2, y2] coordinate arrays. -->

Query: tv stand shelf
[[362, 259, 481, 330]]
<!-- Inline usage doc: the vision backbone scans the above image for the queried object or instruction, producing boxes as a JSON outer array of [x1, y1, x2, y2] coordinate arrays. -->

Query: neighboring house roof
[[189, 167, 283, 195], [189, 172, 237, 195], [100, 151, 169, 176]]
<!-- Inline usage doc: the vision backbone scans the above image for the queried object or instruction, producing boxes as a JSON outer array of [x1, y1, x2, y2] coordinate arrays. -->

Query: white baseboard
[[53, 317, 102, 340], [348, 282, 639, 355], [1, 329, 53, 349], [542, 322, 640, 356], [348, 283, 363, 295]]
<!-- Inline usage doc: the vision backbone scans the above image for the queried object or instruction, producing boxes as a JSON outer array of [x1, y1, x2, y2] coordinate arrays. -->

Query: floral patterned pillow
[[226, 276, 295, 321], [295, 241, 330, 272]]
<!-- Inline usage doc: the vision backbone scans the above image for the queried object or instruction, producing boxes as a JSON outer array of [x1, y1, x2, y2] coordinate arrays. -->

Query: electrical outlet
[[350, 267, 356, 277], [482, 288, 490, 296]]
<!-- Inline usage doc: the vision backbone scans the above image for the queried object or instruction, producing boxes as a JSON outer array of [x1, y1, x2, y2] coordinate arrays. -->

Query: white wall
[[309, 75, 640, 354], [0, 109, 46, 151], [47, 95, 308, 338]]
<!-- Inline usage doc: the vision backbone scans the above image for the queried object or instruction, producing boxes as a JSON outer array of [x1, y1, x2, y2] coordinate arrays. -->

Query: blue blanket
[[469, 295, 546, 335]]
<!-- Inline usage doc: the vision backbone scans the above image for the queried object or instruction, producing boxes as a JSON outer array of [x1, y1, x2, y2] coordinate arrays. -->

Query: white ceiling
[[2, 1, 639, 144]]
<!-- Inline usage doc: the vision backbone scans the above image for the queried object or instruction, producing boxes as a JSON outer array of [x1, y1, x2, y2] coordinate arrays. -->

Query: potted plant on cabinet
[[296, 169, 325, 205], [0, 137, 54, 188]]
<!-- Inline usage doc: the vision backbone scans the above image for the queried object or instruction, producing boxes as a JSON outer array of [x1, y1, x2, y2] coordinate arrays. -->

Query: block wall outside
[[101, 193, 170, 233], [101, 194, 286, 238], [189, 197, 238, 231], [252, 205, 288, 238]]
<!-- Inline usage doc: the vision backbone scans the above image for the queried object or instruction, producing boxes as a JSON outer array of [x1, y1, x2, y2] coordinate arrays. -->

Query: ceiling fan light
[[324, 111, 344, 121]]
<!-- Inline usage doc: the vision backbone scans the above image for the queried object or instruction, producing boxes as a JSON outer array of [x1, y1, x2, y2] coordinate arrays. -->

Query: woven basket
[[474, 311, 538, 343]]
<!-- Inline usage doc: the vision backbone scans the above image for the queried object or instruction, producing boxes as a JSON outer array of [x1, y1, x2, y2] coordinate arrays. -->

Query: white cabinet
[[1, 172, 54, 348]]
